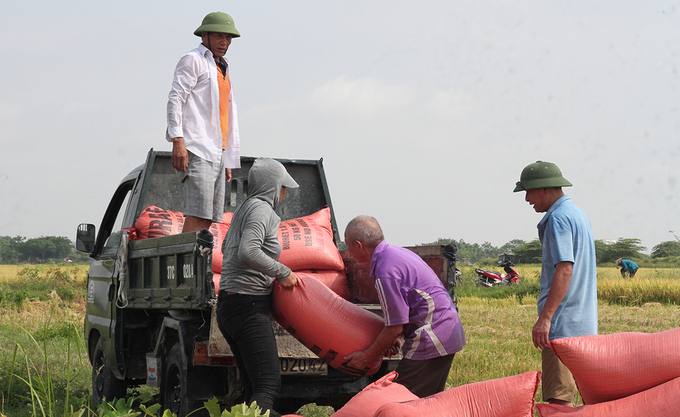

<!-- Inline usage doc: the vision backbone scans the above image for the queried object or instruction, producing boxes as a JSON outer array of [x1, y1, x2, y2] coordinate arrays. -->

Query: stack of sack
[[536, 327, 680, 416], [129, 206, 350, 299], [131, 206, 368, 376], [281, 371, 540, 417], [275, 207, 349, 300], [129, 206, 232, 284]]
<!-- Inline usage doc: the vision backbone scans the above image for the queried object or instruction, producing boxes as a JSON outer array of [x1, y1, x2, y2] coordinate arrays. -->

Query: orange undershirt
[[217, 66, 231, 150]]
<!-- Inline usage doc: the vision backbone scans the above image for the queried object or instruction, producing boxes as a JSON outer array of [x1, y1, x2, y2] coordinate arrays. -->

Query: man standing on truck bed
[[343, 216, 466, 397], [514, 161, 598, 406], [166, 12, 241, 233]]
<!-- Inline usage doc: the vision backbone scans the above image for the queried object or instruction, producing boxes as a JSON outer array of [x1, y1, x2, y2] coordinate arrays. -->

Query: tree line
[[2, 234, 680, 266], [0, 236, 89, 264], [420, 237, 680, 266]]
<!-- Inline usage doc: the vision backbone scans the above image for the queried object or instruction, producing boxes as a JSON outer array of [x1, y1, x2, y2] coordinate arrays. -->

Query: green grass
[[0, 264, 678, 416]]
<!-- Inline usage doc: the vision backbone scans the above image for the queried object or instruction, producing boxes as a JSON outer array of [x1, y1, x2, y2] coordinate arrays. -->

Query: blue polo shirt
[[538, 195, 598, 340]]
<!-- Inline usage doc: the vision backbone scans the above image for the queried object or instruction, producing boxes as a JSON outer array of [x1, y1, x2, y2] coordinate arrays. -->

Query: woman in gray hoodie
[[216, 157, 298, 413]]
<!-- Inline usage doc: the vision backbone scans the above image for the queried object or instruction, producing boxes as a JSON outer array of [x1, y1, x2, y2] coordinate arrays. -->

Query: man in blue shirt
[[514, 161, 598, 406], [616, 258, 639, 278]]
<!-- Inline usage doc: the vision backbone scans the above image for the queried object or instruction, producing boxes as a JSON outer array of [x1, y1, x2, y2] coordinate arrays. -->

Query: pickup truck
[[76, 149, 459, 416]]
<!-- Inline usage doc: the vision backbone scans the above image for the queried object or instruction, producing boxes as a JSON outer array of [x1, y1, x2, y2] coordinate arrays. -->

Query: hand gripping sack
[[278, 207, 344, 271], [212, 273, 220, 294], [374, 371, 541, 417], [549, 327, 680, 404], [294, 270, 350, 300], [272, 274, 385, 376], [535, 376, 680, 417], [332, 371, 418, 417]]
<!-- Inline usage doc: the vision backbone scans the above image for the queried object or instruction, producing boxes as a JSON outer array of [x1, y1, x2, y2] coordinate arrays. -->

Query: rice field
[[0, 263, 678, 416]]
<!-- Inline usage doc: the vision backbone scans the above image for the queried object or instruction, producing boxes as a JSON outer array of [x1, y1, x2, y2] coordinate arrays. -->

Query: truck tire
[[92, 338, 127, 404], [161, 343, 204, 417]]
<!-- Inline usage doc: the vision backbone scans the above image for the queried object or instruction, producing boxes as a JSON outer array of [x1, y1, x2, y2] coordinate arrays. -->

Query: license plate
[[280, 358, 328, 375]]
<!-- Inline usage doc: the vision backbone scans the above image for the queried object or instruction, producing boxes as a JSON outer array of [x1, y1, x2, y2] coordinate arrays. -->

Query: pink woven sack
[[294, 270, 350, 300], [272, 274, 385, 376], [133, 207, 232, 274], [374, 371, 540, 417], [277, 207, 344, 271], [549, 327, 680, 404], [536, 376, 680, 417], [332, 371, 417, 417]]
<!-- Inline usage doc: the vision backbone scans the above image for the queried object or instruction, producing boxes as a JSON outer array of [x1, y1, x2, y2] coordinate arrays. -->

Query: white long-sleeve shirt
[[166, 43, 240, 168]]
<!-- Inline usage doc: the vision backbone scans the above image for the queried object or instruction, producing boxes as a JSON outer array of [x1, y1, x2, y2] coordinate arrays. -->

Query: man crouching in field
[[514, 161, 598, 406]]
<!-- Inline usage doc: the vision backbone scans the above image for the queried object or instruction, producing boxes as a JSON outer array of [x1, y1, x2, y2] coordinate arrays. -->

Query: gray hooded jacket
[[220, 158, 299, 295]]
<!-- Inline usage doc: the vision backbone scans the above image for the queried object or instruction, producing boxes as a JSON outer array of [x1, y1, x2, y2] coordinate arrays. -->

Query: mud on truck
[[76, 149, 459, 416]]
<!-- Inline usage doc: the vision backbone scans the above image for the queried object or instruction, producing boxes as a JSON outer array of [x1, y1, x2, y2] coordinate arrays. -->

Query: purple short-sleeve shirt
[[370, 241, 466, 360]]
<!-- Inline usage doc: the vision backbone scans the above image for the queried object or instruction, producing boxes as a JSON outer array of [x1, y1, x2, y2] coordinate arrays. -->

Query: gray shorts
[[177, 151, 226, 223]]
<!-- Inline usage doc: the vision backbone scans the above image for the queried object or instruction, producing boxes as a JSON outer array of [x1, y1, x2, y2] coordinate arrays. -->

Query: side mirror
[[76, 223, 96, 254]]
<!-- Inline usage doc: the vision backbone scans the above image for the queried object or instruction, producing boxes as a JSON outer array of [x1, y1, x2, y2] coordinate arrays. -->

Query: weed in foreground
[[3, 315, 87, 417]]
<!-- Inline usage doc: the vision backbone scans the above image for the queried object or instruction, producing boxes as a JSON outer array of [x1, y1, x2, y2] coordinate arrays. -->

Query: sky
[[1, 1, 679, 254]]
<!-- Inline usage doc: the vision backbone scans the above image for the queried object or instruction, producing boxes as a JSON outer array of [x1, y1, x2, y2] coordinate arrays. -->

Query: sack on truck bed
[[131, 206, 232, 274], [272, 274, 385, 376], [374, 371, 541, 417], [132, 206, 186, 238], [535, 376, 680, 417], [332, 371, 417, 417], [278, 207, 344, 272], [549, 327, 680, 404]]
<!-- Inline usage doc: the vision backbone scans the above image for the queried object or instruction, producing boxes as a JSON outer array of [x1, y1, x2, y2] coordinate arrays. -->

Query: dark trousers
[[216, 292, 281, 412], [394, 354, 455, 397]]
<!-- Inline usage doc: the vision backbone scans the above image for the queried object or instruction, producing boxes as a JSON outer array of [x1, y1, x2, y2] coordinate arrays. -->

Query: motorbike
[[474, 260, 520, 287]]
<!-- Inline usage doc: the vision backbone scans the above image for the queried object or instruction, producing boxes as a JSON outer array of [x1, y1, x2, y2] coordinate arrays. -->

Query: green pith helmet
[[194, 12, 240, 37], [513, 161, 573, 192]]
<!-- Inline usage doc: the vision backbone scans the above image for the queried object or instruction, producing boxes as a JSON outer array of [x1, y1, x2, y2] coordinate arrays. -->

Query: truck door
[[85, 178, 136, 377]]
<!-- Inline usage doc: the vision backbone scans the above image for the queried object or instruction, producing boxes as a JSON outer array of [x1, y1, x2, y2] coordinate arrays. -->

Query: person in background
[[167, 12, 241, 233], [616, 258, 639, 278], [514, 161, 598, 406], [343, 215, 466, 398], [216, 158, 299, 413]]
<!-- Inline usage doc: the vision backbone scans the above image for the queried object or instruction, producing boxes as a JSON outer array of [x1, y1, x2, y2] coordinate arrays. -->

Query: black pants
[[394, 353, 455, 397], [216, 292, 281, 412]]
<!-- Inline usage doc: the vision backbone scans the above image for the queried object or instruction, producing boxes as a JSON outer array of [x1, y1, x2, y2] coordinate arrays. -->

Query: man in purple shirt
[[343, 215, 466, 397]]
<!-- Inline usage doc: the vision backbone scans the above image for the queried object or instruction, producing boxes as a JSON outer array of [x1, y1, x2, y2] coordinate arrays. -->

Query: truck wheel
[[92, 338, 127, 404], [161, 343, 204, 417]]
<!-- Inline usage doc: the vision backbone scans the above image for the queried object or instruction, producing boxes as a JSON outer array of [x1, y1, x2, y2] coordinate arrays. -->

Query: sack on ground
[[272, 274, 385, 376], [278, 207, 344, 271], [535, 376, 680, 417], [332, 371, 417, 417], [374, 371, 541, 417], [294, 270, 350, 300], [549, 327, 680, 404]]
